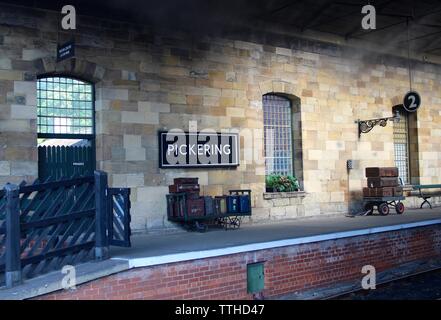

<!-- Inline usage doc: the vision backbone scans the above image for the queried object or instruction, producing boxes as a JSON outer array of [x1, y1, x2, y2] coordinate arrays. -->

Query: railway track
[[324, 266, 441, 300]]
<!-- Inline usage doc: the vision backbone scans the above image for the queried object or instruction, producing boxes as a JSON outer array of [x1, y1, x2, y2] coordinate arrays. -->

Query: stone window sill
[[263, 191, 307, 200]]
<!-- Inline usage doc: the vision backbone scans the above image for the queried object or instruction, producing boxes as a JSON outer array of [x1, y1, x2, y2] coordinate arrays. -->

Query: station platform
[[2, 207, 441, 300], [111, 208, 441, 268]]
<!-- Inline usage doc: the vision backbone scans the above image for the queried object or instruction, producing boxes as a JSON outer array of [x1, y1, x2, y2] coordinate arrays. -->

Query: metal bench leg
[[421, 197, 432, 209]]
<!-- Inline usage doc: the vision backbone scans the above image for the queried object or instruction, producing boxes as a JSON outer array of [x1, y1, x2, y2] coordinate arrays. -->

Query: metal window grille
[[263, 94, 293, 176], [393, 111, 410, 185], [37, 77, 94, 135]]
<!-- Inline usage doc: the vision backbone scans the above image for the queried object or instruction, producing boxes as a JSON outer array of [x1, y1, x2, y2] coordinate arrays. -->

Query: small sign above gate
[[56, 40, 75, 62], [403, 91, 421, 113], [159, 131, 239, 168]]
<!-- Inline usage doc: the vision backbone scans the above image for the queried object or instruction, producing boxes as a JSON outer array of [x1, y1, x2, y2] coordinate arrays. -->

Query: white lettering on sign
[[58, 43, 73, 59], [162, 131, 239, 168], [166, 142, 232, 157]]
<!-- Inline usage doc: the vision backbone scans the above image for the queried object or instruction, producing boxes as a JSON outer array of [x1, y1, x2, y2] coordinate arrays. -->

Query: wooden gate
[[38, 145, 95, 181], [0, 171, 132, 288], [0, 191, 5, 286], [108, 188, 131, 247]]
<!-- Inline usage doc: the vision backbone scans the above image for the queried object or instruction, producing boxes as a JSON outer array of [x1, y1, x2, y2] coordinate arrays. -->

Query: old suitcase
[[168, 184, 200, 193], [367, 177, 399, 188], [173, 177, 199, 185], [363, 187, 373, 197], [167, 197, 175, 218], [394, 187, 403, 197], [227, 195, 239, 213], [363, 187, 394, 197], [173, 199, 185, 217], [215, 196, 228, 215], [238, 195, 251, 213], [187, 197, 205, 217], [186, 191, 201, 199], [365, 167, 399, 178], [204, 196, 215, 216]]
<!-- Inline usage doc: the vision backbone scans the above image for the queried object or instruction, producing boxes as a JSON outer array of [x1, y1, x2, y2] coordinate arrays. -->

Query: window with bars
[[393, 108, 410, 185], [37, 77, 94, 136], [263, 94, 293, 176]]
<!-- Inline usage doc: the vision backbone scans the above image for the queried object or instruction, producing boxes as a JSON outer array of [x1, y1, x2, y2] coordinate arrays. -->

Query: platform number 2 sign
[[403, 91, 421, 113]]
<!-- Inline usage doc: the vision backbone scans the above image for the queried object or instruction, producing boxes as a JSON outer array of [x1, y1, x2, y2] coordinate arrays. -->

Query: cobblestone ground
[[337, 269, 441, 300]]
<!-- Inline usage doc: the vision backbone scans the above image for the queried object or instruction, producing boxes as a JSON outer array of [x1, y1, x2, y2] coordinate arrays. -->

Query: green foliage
[[265, 174, 300, 192]]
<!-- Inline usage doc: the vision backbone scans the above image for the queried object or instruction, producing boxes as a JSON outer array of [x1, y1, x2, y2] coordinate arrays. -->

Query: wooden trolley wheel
[[194, 221, 208, 233], [379, 202, 390, 216], [230, 217, 241, 229], [223, 216, 241, 230], [395, 202, 405, 215]]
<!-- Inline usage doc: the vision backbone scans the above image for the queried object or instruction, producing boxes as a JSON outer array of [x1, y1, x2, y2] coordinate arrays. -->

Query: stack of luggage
[[363, 167, 403, 197], [169, 178, 204, 217], [168, 178, 252, 217]]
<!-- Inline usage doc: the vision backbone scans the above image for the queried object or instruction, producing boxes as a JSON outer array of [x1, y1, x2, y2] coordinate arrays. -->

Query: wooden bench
[[411, 184, 441, 209]]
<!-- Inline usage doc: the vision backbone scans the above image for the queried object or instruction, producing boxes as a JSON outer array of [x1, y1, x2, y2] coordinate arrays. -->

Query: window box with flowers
[[265, 174, 300, 193], [264, 174, 305, 200]]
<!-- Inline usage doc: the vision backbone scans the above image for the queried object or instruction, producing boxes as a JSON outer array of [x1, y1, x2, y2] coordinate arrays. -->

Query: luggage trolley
[[166, 190, 252, 232], [363, 196, 406, 216]]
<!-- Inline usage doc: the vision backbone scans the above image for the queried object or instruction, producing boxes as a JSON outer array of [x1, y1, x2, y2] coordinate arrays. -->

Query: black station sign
[[159, 131, 239, 168], [57, 40, 75, 62], [403, 91, 421, 113]]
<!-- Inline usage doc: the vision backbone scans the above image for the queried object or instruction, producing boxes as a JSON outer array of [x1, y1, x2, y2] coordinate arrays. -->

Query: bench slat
[[412, 184, 441, 190]]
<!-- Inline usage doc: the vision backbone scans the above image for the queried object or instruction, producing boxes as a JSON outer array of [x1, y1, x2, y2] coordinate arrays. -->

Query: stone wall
[[1, 4, 441, 232]]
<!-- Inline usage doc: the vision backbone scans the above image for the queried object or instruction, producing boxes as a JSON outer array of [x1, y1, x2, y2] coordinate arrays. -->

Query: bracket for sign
[[355, 110, 400, 138]]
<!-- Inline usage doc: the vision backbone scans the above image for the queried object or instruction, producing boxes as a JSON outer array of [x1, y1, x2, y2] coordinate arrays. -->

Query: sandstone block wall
[[1, 4, 441, 232]]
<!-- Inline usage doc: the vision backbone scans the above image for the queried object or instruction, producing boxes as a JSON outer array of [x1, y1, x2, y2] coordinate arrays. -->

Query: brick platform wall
[[36, 225, 441, 300]]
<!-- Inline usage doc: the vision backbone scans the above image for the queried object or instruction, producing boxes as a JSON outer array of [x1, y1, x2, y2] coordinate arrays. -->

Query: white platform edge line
[[111, 219, 441, 269]]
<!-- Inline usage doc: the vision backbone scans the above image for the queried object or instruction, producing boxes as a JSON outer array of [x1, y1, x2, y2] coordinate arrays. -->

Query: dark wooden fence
[[38, 145, 94, 181], [0, 171, 130, 288]]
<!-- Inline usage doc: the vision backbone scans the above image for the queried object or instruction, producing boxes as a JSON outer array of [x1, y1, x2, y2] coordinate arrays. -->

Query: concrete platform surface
[[110, 208, 441, 263]]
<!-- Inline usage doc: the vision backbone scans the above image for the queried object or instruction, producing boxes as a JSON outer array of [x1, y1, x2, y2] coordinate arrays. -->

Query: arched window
[[263, 94, 293, 176], [393, 106, 410, 184], [37, 77, 94, 136], [37, 76, 95, 180]]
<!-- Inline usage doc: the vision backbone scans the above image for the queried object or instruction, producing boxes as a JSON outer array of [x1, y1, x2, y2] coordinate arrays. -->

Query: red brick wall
[[37, 225, 441, 300]]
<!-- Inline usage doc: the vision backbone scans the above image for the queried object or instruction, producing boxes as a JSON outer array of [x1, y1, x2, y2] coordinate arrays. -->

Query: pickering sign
[[159, 131, 239, 168]]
